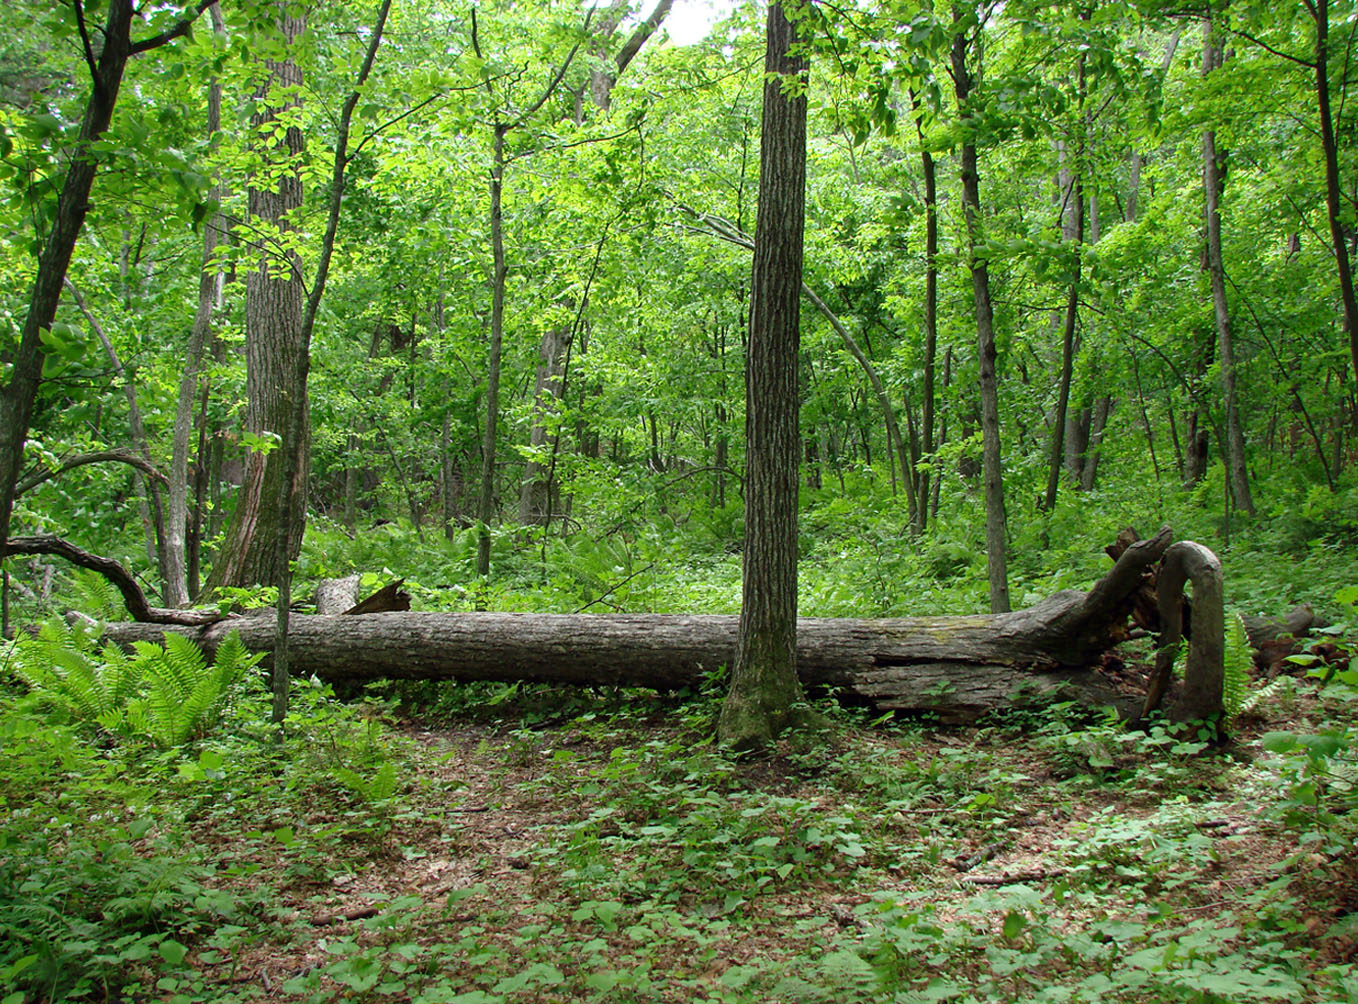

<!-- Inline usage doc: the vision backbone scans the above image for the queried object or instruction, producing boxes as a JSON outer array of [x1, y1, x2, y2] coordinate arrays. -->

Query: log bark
[[98, 529, 1181, 723], [1141, 540, 1224, 722]]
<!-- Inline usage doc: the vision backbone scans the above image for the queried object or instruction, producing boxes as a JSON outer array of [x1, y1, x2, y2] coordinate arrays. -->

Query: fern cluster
[[12, 622, 261, 749]]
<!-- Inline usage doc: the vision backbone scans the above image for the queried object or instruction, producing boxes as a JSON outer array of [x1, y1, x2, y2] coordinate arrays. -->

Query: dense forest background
[[2, 0, 1355, 625]]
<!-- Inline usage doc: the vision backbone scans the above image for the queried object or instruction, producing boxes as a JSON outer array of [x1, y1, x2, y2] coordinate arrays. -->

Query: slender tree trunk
[[952, 8, 1010, 613], [165, 3, 226, 607], [520, 325, 570, 525], [719, 1, 812, 750], [800, 287, 916, 520], [272, 0, 394, 725], [1080, 396, 1111, 491], [1201, 16, 1255, 515], [932, 347, 951, 522], [188, 377, 213, 598], [916, 119, 938, 534], [1044, 124, 1085, 513], [477, 125, 508, 577], [62, 279, 168, 589]]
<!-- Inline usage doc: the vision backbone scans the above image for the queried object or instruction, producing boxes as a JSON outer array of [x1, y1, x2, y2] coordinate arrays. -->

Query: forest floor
[[171, 680, 1358, 1004]]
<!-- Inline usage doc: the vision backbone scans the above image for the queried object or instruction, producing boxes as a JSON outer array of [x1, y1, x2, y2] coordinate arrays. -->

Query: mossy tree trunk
[[718, 0, 813, 750]]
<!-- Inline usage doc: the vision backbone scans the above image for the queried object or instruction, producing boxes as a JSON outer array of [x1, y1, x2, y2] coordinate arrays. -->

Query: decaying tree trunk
[[95, 527, 1225, 723], [1141, 541, 1223, 721]]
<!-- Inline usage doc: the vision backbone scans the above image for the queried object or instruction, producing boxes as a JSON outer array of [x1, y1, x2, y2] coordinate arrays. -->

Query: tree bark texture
[[100, 529, 1227, 724], [1201, 20, 1255, 516], [1309, 0, 1358, 392], [951, 11, 1011, 613], [208, 7, 308, 591], [719, 0, 811, 749], [1141, 541, 1224, 722]]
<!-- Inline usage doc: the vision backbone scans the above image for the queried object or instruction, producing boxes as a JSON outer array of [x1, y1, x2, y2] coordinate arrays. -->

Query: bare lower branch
[[129, 0, 216, 54], [15, 449, 168, 498], [5, 535, 227, 624]]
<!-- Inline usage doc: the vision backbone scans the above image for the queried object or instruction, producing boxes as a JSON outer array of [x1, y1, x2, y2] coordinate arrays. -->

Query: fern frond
[[48, 645, 112, 720], [161, 634, 209, 699], [141, 659, 187, 749], [1240, 675, 1296, 715], [177, 670, 230, 745], [1223, 611, 1253, 719], [212, 632, 261, 685], [99, 642, 142, 707]]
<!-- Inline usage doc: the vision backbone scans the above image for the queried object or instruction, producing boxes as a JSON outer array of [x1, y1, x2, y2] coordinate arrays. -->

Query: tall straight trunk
[[271, 0, 394, 725], [932, 347, 952, 522], [1310, 0, 1358, 390], [1044, 98, 1085, 513], [1080, 396, 1111, 491], [165, 2, 226, 607], [718, 0, 812, 750], [208, 5, 308, 592], [951, 8, 1010, 613], [441, 416, 456, 539], [800, 287, 916, 519], [519, 324, 569, 524], [188, 377, 213, 598], [1201, 17, 1255, 515], [917, 138, 938, 533], [1080, 191, 1111, 491], [477, 127, 508, 578]]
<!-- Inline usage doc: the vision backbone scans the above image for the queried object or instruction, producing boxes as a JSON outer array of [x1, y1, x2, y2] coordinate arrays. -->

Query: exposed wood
[[315, 576, 360, 615], [343, 579, 410, 615]]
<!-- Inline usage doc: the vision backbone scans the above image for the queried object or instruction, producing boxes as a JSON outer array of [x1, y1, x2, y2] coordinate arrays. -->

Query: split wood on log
[[99, 528, 1211, 722]]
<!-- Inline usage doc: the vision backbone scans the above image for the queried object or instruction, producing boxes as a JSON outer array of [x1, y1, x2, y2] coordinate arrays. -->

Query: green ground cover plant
[[3, 551, 1358, 1003]]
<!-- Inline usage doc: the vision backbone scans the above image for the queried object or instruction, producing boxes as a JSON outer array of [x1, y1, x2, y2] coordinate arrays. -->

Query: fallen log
[[98, 527, 1196, 722]]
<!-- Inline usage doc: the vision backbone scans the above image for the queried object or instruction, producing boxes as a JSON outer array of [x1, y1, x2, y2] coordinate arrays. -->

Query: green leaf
[[159, 939, 188, 965], [1262, 732, 1299, 753], [1002, 910, 1027, 940]]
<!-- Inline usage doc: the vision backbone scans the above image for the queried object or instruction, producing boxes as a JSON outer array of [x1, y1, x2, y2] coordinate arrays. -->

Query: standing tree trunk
[[718, 1, 813, 750], [1201, 14, 1255, 516], [519, 324, 570, 524], [1044, 114, 1085, 514], [951, 7, 1010, 613], [0, 2, 210, 566], [1308, 0, 1358, 392], [914, 95, 939, 534], [166, 2, 227, 607], [1081, 396, 1111, 491], [207, 5, 308, 592], [476, 123, 508, 577], [270, 0, 394, 725]]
